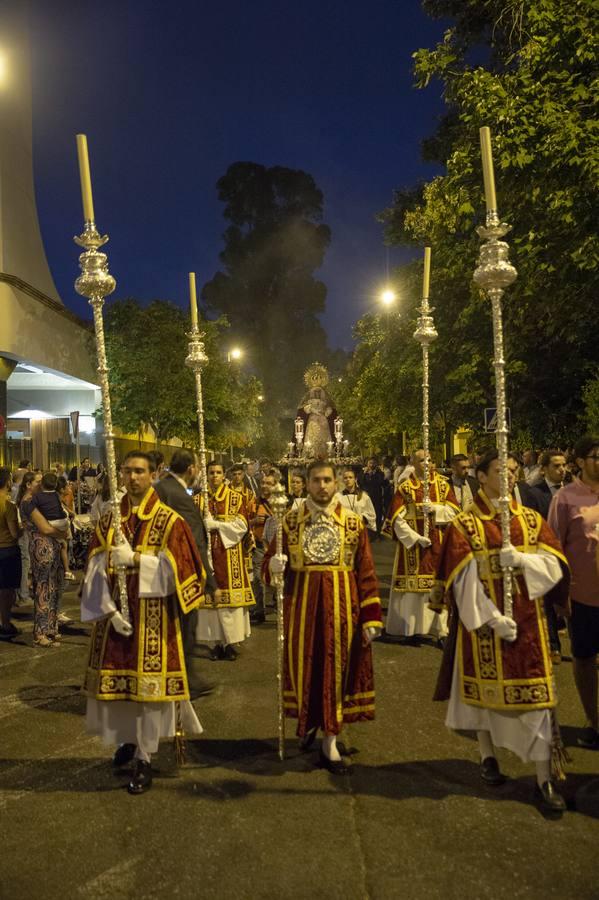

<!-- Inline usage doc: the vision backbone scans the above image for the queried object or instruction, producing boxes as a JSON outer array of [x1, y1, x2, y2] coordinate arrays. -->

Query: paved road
[[1, 541, 598, 899]]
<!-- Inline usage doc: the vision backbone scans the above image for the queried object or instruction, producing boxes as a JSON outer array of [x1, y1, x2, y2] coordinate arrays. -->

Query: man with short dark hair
[[433, 450, 570, 813], [81, 451, 206, 794], [449, 454, 479, 510], [529, 450, 566, 520], [382, 449, 459, 642], [549, 435, 599, 749], [154, 449, 219, 695], [264, 460, 382, 772], [361, 457, 386, 536], [194, 461, 255, 660]]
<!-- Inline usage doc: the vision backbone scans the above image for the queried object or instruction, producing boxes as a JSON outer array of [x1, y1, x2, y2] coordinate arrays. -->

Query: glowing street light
[[380, 288, 396, 307], [227, 347, 243, 362], [0, 52, 8, 87]]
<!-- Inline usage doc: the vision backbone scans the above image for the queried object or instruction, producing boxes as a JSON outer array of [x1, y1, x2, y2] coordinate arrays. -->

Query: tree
[[103, 299, 263, 450], [362, 0, 599, 448], [202, 163, 332, 443]]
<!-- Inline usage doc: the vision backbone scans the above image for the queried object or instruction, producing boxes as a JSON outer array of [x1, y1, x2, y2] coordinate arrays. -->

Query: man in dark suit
[[449, 454, 480, 510], [154, 449, 219, 695], [528, 450, 567, 663], [528, 449, 567, 519]]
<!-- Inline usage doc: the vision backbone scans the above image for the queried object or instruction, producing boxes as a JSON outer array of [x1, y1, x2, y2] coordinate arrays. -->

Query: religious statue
[[294, 363, 338, 459]]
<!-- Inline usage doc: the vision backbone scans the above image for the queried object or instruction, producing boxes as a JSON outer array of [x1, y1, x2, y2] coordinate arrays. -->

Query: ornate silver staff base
[[270, 482, 288, 761], [473, 211, 518, 616], [74, 222, 130, 624], [413, 287, 438, 541], [185, 325, 213, 571]]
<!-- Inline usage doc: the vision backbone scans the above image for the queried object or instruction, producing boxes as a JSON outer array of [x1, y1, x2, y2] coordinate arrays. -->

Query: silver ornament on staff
[[185, 273, 213, 570], [473, 127, 517, 618], [270, 482, 288, 761], [413, 246, 437, 541], [73, 134, 130, 627]]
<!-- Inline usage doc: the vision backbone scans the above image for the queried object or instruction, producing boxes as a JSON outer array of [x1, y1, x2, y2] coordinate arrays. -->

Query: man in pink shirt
[[549, 435, 599, 749]]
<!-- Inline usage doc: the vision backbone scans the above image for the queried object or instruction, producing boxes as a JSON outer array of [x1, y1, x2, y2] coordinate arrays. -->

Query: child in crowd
[[29, 472, 76, 580]]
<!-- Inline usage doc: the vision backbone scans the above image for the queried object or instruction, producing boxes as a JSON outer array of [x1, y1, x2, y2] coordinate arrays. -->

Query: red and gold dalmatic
[[264, 502, 382, 737], [230, 483, 256, 576], [194, 484, 255, 607], [84, 489, 206, 703], [382, 472, 459, 593], [432, 490, 568, 711]]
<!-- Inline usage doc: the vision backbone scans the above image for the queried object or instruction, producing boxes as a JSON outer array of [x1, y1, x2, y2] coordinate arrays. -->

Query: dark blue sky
[[30, 0, 447, 350]]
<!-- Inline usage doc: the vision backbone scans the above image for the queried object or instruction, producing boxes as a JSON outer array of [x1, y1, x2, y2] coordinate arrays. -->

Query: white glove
[[111, 539, 136, 568], [418, 536, 432, 549], [269, 554, 288, 576], [111, 610, 133, 637], [489, 614, 518, 642], [499, 544, 526, 568], [204, 513, 219, 532], [364, 625, 382, 644]]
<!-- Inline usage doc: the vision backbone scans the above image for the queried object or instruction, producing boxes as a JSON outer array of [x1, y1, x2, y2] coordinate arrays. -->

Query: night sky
[[29, 0, 447, 350]]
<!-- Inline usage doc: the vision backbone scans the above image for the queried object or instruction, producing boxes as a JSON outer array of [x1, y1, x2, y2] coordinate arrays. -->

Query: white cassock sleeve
[[453, 549, 563, 632], [80, 552, 116, 622], [453, 561, 499, 631], [80, 550, 178, 622], [212, 516, 247, 549], [393, 508, 421, 548], [360, 495, 377, 531], [518, 549, 563, 598], [138, 552, 176, 597], [431, 502, 458, 525]]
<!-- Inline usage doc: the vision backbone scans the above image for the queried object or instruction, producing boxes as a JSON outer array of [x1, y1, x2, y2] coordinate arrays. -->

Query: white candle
[[479, 126, 498, 213], [76, 134, 95, 223], [188, 272, 198, 329]]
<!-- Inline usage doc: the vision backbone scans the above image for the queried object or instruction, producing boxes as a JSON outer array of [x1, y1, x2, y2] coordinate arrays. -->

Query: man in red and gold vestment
[[194, 461, 255, 660], [81, 451, 206, 795], [382, 449, 459, 641], [264, 460, 382, 773], [432, 450, 570, 814]]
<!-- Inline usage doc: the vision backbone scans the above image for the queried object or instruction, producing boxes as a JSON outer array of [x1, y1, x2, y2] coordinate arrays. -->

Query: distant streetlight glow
[[0, 52, 8, 86], [380, 289, 396, 307], [228, 347, 243, 362], [257, 394, 264, 401]]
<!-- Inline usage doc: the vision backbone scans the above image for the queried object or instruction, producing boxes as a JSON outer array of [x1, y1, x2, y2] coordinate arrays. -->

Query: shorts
[[569, 599, 599, 659]]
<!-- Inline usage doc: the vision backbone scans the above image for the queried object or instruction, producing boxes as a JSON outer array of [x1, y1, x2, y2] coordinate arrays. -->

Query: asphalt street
[[1, 540, 598, 900]]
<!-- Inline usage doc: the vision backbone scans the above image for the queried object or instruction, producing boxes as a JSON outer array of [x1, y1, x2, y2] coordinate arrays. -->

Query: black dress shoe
[[480, 756, 506, 786], [209, 645, 225, 661], [318, 749, 350, 775], [299, 727, 318, 751], [223, 644, 239, 661], [112, 743, 136, 767], [535, 780, 566, 813], [127, 760, 153, 795]]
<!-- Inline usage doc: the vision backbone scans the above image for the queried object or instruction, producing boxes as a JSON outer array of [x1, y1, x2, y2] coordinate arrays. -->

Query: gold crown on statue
[[304, 363, 329, 389]]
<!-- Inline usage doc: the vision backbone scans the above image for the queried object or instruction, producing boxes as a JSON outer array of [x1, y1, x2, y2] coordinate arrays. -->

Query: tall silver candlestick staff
[[185, 273, 212, 570], [73, 134, 130, 627], [413, 246, 438, 540], [473, 127, 517, 617], [270, 482, 288, 760]]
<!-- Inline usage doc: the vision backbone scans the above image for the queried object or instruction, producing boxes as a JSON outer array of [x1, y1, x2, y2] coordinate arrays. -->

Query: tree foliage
[[202, 162, 333, 448], [103, 299, 263, 450], [345, 0, 599, 451]]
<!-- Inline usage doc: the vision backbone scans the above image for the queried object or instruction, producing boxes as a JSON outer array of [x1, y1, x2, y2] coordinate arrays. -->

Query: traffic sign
[[484, 407, 511, 432]]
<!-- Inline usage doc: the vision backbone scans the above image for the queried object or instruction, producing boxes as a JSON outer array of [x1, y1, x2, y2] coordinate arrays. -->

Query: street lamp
[[380, 288, 396, 307], [227, 347, 243, 362]]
